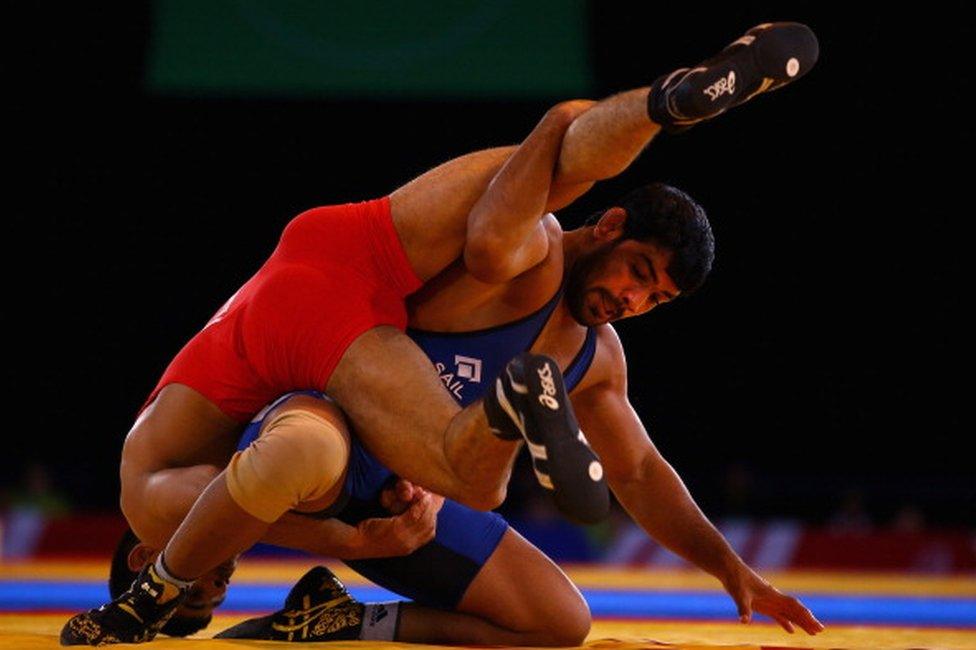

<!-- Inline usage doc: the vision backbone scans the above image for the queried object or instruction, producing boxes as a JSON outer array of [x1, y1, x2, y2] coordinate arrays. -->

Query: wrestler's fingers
[[734, 595, 752, 624], [395, 478, 417, 502], [410, 491, 432, 520], [402, 494, 438, 542], [791, 603, 825, 635], [771, 612, 795, 634]]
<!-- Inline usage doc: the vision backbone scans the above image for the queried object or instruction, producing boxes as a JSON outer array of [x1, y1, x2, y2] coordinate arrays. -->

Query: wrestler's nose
[[620, 288, 646, 312]]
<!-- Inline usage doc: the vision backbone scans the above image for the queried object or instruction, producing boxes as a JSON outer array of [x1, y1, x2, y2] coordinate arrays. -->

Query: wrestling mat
[[2, 560, 974, 649]]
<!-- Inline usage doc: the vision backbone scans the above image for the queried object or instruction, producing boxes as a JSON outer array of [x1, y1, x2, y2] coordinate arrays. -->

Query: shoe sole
[[664, 21, 819, 124]]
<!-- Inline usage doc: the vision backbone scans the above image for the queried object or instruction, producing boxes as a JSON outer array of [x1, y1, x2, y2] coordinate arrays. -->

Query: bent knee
[[545, 100, 597, 130], [521, 562, 591, 646], [549, 605, 591, 646], [536, 589, 590, 646], [226, 397, 351, 522]]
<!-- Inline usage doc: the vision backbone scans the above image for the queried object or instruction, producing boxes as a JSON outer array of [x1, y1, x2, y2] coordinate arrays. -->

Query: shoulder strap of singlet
[[564, 327, 598, 392], [526, 282, 566, 348]]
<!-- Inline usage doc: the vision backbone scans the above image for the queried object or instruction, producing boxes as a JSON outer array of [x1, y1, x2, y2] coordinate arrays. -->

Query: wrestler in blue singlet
[[238, 286, 597, 607]]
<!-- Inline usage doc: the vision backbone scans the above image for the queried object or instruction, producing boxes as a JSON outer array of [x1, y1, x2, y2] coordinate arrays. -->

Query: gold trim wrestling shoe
[[60, 564, 187, 646], [214, 566, 367, 641]]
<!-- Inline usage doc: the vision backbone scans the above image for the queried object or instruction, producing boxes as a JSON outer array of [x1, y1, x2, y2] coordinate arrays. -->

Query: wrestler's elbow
[[535, 100, 595, 137], [463, 238, 522, 284], [464, 225, 549, 284]]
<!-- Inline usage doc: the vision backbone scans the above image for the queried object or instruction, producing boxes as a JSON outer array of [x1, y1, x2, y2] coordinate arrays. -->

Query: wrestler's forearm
[[464, 102, 593, 281], [613, 459, 747, 582], [555, 88, 660, 186], [261, 513, 362, 558]]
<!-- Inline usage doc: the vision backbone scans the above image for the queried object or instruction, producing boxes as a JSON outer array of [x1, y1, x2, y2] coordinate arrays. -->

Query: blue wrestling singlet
[[237, 286, 597, 607]]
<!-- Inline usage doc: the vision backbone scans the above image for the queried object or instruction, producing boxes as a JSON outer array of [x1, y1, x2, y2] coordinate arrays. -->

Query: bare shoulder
[[537, 213, 566, 272], [594, 325, 627, 382], [535, 213, 567, 271]]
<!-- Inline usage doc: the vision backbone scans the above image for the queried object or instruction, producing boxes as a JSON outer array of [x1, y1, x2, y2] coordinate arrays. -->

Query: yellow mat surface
[[3, 614, 975, 649]]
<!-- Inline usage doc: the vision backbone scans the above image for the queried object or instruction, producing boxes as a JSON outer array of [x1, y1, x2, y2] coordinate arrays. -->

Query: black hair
[[588, 182, 715, 294], [108, 527, 211, 637]]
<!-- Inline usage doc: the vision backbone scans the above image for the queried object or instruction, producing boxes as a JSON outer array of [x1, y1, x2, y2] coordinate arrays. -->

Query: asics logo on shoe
[[536, 362, 559, 410], [703, 71, 736, 101]]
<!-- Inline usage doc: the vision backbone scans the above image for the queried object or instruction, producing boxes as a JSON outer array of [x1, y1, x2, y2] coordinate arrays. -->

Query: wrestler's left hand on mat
[[723, 564, 825, 635]]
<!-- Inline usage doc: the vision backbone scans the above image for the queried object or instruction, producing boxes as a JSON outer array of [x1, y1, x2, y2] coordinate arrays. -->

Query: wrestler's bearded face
[[565, 239, 679, 326], [173, 557, 237, 628]]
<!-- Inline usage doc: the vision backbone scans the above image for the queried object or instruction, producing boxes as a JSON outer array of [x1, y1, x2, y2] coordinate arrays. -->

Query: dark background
[[14, 3, 972, 528]]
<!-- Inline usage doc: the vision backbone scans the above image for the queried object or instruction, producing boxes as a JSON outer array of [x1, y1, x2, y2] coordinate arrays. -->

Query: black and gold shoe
[[648, 22, 820, 133], [60, 564, 187, 646], [214, 566, 364, 641]]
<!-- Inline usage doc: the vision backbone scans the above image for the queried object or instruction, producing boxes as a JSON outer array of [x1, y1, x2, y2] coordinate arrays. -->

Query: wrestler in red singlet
[[142, 197, 421, 422]]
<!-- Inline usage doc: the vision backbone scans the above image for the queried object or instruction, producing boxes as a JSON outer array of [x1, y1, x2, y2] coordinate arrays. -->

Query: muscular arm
[[263, 511, 435, 561], [263, 514, 366, 558], [572, 355, 743, 580], [572, 328, 823, 634], [263, 479, 440, 560]]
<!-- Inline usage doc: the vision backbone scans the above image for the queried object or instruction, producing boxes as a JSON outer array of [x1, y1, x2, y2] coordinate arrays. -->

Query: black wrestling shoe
[[60, 564, 187, 646], [648, 21, 819, 133], [215, 566, 365, 642], [484, 354, 530, 441], [486, 353, 609, 524]]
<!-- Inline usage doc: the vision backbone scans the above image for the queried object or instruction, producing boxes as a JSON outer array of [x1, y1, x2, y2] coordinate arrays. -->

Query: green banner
[[148, 0, 592, 98]]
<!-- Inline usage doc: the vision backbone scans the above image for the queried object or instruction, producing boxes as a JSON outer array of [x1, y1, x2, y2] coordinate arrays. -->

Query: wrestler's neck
[[560, 227, 599, 271]]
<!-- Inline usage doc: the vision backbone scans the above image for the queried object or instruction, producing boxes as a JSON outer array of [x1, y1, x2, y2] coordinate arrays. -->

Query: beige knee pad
[[226, 408, 350, 523]]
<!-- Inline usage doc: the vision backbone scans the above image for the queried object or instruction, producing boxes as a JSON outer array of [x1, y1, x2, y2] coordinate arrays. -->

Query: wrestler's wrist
[[715, 553, 751, 586], [315, 519, 365, 560]]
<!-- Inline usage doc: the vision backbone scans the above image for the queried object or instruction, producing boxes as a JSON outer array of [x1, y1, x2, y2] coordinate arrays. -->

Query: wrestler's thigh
[[326, 325, 461, 496], [122, 464, 222, 548], [457, 528, 591, 645], [120, 384, 242, 546]]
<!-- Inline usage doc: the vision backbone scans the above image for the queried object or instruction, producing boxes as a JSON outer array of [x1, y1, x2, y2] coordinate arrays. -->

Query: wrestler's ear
[[128, 543, 157, 571], [592, 207, 627, 242]]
